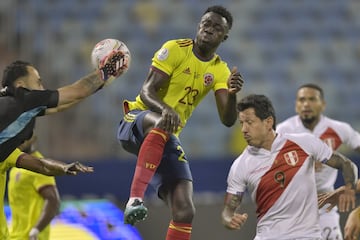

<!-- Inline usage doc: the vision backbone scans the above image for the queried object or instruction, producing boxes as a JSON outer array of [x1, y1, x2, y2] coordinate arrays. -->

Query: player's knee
[[172, 202, 195, 223]]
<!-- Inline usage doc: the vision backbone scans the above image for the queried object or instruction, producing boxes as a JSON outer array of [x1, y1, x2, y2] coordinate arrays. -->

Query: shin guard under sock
[[130, 128, 169, 198]]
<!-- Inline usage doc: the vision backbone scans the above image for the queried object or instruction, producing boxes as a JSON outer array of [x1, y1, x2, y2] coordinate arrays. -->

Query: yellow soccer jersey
[[0, 148, 22, 240], [125, 38, 230, 135], [8, 151, 56, 240]]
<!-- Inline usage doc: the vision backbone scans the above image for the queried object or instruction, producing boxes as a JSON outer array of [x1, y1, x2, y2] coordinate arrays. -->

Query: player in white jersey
[[276, 83, 360, 240], [221, 94, 357, 240]]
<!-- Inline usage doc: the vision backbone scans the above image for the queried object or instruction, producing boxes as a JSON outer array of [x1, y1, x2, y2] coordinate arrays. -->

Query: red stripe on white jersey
[[319, 127, 342, 150], [256, 140, 309, 220]]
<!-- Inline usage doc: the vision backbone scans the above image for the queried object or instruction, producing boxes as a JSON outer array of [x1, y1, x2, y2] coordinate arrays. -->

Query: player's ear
[[14, 80, 25, 88], [223, 35, 228, 42]]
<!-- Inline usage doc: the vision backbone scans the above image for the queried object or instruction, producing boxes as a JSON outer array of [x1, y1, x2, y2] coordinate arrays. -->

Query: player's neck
[[302, 119, 319, 132], [192, 43, 215, 61], [263, 131, 277, 151]]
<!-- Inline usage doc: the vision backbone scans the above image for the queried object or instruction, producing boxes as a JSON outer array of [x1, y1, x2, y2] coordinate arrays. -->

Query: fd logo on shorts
[[203, 73, 214, 86]]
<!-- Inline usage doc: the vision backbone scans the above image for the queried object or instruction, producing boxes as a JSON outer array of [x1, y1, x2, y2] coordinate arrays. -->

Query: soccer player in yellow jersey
[[0, 149, 89, 240], [344, 206, 360, 239], [117, 5, 244, 239], [8, 135, 60, 240]]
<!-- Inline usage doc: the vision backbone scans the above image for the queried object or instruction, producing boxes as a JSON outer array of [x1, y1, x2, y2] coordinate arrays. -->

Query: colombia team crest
[[203, 73, 214, 86], [283, 150, 299, 166]]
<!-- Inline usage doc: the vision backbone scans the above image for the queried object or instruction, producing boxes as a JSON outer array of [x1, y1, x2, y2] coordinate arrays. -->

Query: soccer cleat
[[124, 199, 148, 225]]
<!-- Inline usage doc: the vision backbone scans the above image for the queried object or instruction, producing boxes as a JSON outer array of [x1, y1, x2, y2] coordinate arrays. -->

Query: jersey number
[[176, 145, 187, 162], [179, 87, 199, 105]]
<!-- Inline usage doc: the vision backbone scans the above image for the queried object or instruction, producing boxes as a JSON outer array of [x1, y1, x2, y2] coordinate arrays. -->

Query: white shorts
[[319, 204, 342, 240]]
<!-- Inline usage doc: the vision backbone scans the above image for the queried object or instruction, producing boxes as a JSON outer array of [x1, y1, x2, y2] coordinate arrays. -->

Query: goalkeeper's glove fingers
[[99, 50, 128, 81]]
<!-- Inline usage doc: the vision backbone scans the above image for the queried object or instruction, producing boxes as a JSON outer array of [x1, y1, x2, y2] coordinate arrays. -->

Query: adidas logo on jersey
[[183, 67, 191, 75]]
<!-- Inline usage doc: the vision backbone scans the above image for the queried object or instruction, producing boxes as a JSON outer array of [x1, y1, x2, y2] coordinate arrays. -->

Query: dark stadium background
[[2, 0, 360, 239]]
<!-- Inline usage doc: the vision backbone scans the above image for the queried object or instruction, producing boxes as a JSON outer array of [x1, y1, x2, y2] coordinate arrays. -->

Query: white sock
[[126, 197, 143, 207]]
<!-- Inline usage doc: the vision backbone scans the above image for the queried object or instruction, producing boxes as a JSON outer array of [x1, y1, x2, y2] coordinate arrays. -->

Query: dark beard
[[301, 116, 316, 125]]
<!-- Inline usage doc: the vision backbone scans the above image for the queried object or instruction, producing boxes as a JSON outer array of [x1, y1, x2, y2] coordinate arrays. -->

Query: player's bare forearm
[[35, 188, 60, 232], [56, 71, 103, 107], [16, 153, 51, 175], [215, 89, 238, 127], [40, 159, 94, 176], [223, 92, 238, 126], [225, 192, 242, 212], [51, 51, 125, 112], [217, 66, 244, 127], [318, 152, 358, 212], [222, 193, 242, 222], [326, 152, 358, 189], [34, 204, 57, 233], [16, 154, 93, 176], [46, 99, 82, 114], [70, 46, 128, 98], [73, 70, 104, 93], [34, 158, 67, 176], [222, 193, 248, 230]]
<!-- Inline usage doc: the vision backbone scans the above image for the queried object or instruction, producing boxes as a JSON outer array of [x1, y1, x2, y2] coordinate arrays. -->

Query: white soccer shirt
[[227, 133, 332, 239], [277, 115, 360, 193]]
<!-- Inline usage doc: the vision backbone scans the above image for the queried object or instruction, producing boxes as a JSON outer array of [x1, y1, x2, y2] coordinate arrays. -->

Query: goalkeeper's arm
[[46, 51, 127, 115]]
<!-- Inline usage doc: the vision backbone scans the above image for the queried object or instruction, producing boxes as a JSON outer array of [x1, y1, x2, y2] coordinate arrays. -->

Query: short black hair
[[297, 83, 324, 100], [204, 5, 233, 30], [2, 60, 32, 87], [1, 60, 32, 95], [237, 94, 277, 130]]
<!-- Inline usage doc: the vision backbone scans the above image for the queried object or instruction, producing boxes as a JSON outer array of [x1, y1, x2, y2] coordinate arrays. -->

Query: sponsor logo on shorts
[[145, 162, 157, 169]]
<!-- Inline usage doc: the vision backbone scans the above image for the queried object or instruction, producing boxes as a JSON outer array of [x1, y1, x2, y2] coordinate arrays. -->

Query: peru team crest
[[283, 150, 299, 166], [203, 73, 214, 86], [323, 138, 335, 149]]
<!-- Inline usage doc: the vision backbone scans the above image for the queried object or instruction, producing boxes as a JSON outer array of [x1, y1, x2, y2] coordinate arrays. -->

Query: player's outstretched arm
[[46, 51, 127, 114], [16, 153, 93, 176], [221, 192, 248, 230]]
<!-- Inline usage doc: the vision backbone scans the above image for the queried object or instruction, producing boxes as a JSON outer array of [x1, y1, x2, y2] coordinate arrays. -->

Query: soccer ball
[[91, 38, 131, 85]]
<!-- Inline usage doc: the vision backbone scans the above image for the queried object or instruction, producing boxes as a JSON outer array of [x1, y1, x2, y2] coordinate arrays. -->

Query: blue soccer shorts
[[117, 109, 193, 192]]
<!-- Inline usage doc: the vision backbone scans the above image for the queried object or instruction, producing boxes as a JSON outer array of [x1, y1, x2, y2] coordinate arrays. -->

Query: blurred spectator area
[[0, 0, 359, 160]]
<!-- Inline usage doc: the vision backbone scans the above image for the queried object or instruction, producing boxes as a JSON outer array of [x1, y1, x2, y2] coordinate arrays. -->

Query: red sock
[[166, 220, 192, 240], [130, 128, 169, 198]]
